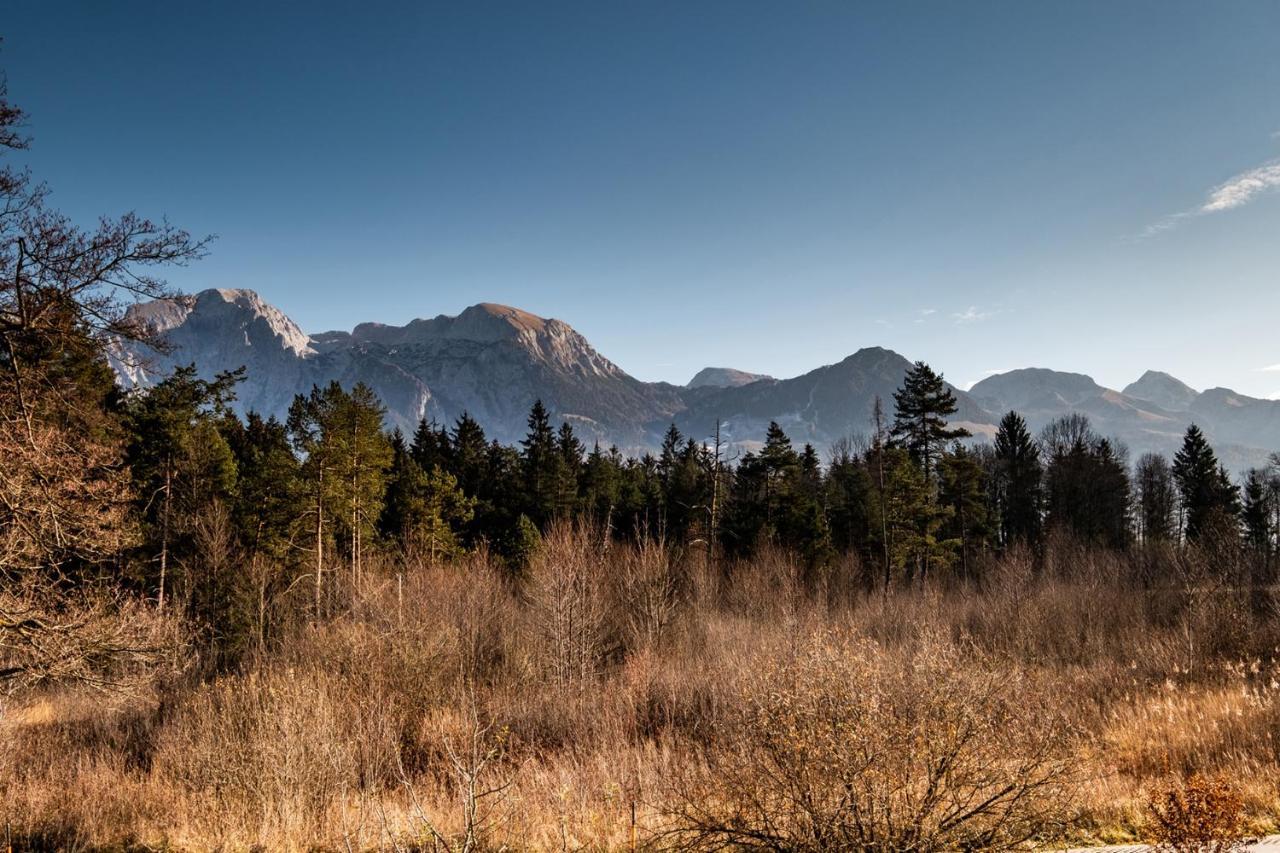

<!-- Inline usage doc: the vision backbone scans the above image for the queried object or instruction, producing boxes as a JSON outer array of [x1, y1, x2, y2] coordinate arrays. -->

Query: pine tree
[[992, 411, 1042, 547], [1042, 418, 1131, 550], [334, 383, 393, 587], [449, 412, 488, 496], [409, 417, 450, 473], [520, 400, 560, 526], [825, 438, 873, 560], [890, 361, 971, 487], [1172, 424, 1240, 542], [939, 444, 992, 581], [555, 421, 585, 517], [1242, 468, 1273, 561], [381, 439, 475, 564], [222, 411, 303, 652], [1135, 452, 1177, 543], [124, 364, 242, 612], [581, 441, 622, 528]]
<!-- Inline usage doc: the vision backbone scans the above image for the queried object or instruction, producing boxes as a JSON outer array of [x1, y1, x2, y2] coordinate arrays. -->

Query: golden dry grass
[[2, 528, 1278, 850]]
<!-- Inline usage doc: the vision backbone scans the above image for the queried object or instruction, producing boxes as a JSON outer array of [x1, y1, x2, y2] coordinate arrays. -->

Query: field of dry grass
[[2, 527, 1278, 850]]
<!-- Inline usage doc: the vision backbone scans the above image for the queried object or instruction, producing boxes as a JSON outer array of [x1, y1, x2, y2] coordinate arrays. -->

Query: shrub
[[660, 629, 1081, 851], [1146, 773, 1247, 853]]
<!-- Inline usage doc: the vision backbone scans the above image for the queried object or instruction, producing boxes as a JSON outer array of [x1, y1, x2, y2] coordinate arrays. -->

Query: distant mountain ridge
[[687, 367, 773, 389], [109, 289, 1280, 467]]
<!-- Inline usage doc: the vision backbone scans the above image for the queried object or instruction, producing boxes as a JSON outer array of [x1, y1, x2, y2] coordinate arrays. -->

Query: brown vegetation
[[2, 529, 1278, 851]]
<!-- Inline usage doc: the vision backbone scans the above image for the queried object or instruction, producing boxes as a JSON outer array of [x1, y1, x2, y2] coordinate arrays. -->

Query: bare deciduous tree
[[0, 576, 185, 695]]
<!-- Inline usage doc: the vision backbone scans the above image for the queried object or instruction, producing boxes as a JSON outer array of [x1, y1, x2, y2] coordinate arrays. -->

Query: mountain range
[[109, 288, 1280, 469]]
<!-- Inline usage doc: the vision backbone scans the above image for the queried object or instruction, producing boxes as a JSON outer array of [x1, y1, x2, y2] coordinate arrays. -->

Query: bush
[[1146, 773, 1247, 853], [660, 629, 1081, 851]]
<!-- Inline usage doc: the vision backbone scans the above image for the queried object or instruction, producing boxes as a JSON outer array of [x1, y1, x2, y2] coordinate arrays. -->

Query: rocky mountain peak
[[1122, 370, 1199, 412]]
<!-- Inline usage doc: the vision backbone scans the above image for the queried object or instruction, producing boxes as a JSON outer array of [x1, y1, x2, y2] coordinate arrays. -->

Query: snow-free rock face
[[111, 289, 435, 430], [1123, 370, 1200, 412], [109, 289, 1280, 465], [676, 347, 996, 452], [687, 367, 773, 389], [110, 291, 681, 450]]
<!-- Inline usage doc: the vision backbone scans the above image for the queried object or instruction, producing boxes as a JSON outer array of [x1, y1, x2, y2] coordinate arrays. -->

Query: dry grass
[[2, 531, 1279, 850]]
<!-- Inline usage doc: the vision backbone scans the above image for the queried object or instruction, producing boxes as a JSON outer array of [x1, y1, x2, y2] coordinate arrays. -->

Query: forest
[[3, 57, 1280, 851]]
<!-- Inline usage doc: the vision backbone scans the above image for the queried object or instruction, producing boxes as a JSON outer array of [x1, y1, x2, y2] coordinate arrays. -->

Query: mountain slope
[[971, 367, 1280, 469], [675, 347, 995, 451], [1123, 370, 1199, 412], [109, 289, 1280, 466], [687, 367, 773, 389], [112, 291, 684, 451]]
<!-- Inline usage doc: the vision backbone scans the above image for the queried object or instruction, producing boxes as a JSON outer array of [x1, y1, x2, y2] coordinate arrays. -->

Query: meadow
[[3, 527, 1277, 851]]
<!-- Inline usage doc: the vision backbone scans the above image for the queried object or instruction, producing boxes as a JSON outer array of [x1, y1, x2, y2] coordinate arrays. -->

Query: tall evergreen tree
[[992, 411, 1042, 547], [1172, 424, 1240, 542], [890, 361, 971, 487], [939, 443, 992, 581], [825, 438, 874, 560], [1241, 468, 1274, 562], [450, 412, 489, 497], [124, 364, 242, 612], [409, 418, 450, 473], [1134, 452, 1177, 543], [1041, 417, 1131, 549], [287, 382, 391, 607], [381, 437, 475, 563], [520, 399, 560, 526], [221, 411, 303, 653]]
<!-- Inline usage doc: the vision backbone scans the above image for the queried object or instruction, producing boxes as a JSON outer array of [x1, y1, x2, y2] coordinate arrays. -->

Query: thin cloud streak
[[1145, 154, 1280, 235]]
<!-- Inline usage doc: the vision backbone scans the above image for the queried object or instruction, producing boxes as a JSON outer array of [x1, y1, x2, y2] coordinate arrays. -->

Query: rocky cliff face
[[109, 289, 1280, 466], [111, 291, 682, 451]]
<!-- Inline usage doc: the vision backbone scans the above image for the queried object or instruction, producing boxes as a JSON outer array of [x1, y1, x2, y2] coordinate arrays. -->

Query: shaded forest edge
[[2, 53, 1280, 851]]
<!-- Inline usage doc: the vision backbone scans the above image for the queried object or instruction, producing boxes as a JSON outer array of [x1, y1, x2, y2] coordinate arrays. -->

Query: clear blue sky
[[6, 1, 1280, 396]]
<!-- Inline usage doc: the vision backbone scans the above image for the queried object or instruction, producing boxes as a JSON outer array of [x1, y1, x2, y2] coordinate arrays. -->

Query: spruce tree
[[1242, 469, 1273, 561], [1172, 424, 1240, 541], [1135, 452, 1177, 543], [449, 412, 489, 497], [939, 443, 992, 581], [520, 399, 560, 526], [992, 411, 1042, 547], [891, 361, 970, 487]]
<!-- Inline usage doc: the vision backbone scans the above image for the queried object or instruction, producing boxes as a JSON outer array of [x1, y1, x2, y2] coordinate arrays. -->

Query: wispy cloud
[[1146, 154, 1280, 235], [1261, 363, 1280, 372], [1201, 161, 1280, 212], [953, 306, 992, 324]]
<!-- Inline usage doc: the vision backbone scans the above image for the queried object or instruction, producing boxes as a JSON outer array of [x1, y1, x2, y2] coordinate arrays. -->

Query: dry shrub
[[0, 577, 186, 696], [524, 522, 610, 685], [659, 629, 1081, 851], [151, 665, 398, 847], [1145, 773, 1248, 853], [612, 530, 684, 653]]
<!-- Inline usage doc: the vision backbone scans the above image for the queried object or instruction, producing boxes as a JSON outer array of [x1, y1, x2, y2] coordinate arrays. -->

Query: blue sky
[[5, 1, 1280, 396]]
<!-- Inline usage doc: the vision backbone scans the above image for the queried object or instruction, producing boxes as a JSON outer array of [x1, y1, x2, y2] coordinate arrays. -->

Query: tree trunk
[[159, 460, 171, 613], [314, 467, 324, 615]]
